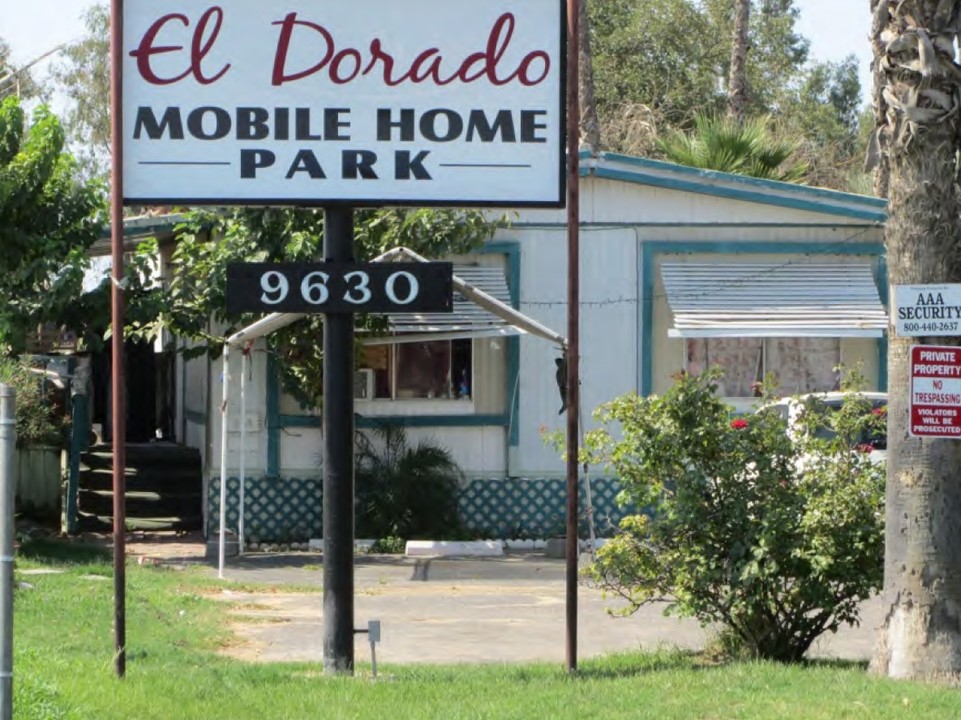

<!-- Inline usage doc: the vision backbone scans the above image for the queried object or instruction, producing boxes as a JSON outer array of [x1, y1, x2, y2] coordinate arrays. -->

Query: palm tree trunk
[[868, 0, 889, 198], [870, 0, 961, 681], [727, 0, 750, 123], [578, 0, 601, 152]]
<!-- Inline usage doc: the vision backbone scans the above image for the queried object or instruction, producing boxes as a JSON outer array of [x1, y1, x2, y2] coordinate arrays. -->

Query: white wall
[[509, 226, 639, 477], [498, 174, 884, 477]]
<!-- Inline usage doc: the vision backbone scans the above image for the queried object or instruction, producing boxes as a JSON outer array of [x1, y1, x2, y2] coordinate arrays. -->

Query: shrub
[[354, 424, 464, 541], [584, 369, 884, 662], [0, 357, 68, 447]]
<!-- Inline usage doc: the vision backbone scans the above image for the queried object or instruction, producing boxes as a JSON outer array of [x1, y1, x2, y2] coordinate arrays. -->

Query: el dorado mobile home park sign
[[122, 1, 565, 207]]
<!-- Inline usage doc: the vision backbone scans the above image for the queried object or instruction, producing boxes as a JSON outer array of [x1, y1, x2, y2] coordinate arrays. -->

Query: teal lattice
[[209, 476, 322, 542], [208, 475, 630, 542], [458, 477, 631, 539]]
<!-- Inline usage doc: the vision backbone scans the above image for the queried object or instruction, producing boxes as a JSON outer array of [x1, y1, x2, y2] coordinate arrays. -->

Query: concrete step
[[79, 488, 202, 518], [78, 512, 203, 533]]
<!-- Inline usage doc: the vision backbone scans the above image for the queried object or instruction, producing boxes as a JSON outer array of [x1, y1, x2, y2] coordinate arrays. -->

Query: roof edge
[[590, 152, 887, 223]]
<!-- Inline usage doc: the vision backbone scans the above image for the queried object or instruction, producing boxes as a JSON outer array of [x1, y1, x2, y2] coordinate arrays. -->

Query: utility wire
[[518, 225, 878, 308]]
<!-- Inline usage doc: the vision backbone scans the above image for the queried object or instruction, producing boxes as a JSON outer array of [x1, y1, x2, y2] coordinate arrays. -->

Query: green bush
[[354, 424, 465, 541], [584, 369, 884, 662], [0, 358, 68, 447]]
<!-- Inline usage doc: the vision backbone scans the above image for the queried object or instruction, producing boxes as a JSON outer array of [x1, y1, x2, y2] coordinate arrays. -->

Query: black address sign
[[226, 262, 453, 314]]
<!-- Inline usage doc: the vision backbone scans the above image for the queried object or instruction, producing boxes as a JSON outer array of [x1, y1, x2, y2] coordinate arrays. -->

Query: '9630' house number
[[226, 262, 453, 314]]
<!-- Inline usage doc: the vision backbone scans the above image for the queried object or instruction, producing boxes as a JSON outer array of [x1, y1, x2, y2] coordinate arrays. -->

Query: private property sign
[[121, 1, 565, 206], [910, 345, 961, 438]]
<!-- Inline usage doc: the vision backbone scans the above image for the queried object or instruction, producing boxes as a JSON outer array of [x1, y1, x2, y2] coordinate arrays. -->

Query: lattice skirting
[[209, 476, 322, 542], [457, 476, 631, 539], [208, 475, 631, 542]]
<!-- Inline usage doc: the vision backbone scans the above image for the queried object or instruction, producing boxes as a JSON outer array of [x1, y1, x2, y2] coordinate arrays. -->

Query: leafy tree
[[586, 0, 873, 193], [775, 56, 866, 191], [727, 0, 751, 123], [705, 0, 810, 118], [656, 113, 808, 181], [0, 38, 41, 101], [0, 96, 105, 353], [590, 0, 725, 137], [589, 0, 811, 136], [0, 357, 69, 447], [579, 0, 602, 151], [584, 369, 884, 662], [868, 0, 961, 681], [50, 3, 110, 180]]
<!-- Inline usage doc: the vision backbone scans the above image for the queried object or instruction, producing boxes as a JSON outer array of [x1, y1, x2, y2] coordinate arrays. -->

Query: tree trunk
[[868, 0, 889, 198], [578, 0, 602, 152], [727, 0, 750, 123], [871, 0, 961, 681]]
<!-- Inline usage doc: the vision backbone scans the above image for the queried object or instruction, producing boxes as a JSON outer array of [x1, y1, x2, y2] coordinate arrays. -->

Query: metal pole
[[565, 0, 581, 675], [218, 345, 230, 580], [109, 0, 127, 679], [239, 350, 247, 554], [323, 207, 356, 675], [0, 386, 16, 720]]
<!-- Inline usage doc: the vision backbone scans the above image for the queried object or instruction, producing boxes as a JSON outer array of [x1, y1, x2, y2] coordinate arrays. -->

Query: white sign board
[[122, 1, 565, 207], [893, 284, 961, 337]]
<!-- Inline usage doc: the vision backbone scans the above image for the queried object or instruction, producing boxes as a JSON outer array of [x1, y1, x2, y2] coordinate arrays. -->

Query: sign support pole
[[109, 0, 127, 680], [565, 0, 581, 675], [322, 207, 356, 675]]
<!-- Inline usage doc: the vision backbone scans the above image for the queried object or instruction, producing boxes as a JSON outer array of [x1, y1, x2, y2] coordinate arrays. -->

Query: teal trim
[[184, 408, 206, 426], [360, 414, 508, 429], [509, 221, 881, 229], [641, 243, 655, 397], [593, 167, 887, 223], [642, 240, 884, 256], [102, 215, 184, 239], [63, 361, 86, 535], [596, 153, 889, 209], [875, 256, 889, 391], [279, 414, 508, 429], [640, 240, 887, 397], [266, 352, 280, 477]]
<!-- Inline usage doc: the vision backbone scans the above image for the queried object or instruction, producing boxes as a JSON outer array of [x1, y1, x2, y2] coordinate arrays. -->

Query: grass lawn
[[12, 538, 959, 720]]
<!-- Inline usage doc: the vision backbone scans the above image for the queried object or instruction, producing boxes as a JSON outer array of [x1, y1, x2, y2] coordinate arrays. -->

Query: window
[[686, 337, 841, 397], [361, 339, 473, 400]]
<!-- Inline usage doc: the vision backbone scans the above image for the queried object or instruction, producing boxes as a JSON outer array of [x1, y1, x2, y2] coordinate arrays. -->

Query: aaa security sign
[[122, 1, 565, 207], [910, 345, 961, 438], [893, 284, 961, 337]]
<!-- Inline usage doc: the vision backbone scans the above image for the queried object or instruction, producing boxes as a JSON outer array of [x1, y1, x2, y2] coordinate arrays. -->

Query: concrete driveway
[[134, 544, 883, 666]]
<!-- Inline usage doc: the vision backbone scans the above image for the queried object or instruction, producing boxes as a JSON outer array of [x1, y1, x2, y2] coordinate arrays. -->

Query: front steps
[[77, 443, 203, 532]]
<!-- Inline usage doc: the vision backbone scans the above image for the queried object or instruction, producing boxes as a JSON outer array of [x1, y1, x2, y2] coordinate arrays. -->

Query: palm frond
[[657, 113, 808, 183]]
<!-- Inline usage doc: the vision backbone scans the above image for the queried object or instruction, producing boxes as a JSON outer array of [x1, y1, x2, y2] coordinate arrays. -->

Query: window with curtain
[[686, 337, 841, 397]]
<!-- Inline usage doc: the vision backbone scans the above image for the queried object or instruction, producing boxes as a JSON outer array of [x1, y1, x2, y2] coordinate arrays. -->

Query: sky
[[3, 0, 875, 109]]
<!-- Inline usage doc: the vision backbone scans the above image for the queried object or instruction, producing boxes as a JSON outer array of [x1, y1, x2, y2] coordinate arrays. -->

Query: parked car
[[757, 391, 887, 465]]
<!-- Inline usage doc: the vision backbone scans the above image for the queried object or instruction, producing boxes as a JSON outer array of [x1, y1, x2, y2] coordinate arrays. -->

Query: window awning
[[661, 260, 887, 338], [378, 265, 518, 344]]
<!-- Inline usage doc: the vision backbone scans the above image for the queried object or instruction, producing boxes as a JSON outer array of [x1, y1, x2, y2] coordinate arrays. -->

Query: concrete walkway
[[126, 535, 882, 666]]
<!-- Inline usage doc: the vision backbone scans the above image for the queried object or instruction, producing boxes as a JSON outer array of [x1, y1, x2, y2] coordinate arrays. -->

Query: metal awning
[[372, 265, 516, 345], [661, 260, 887, 338]]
